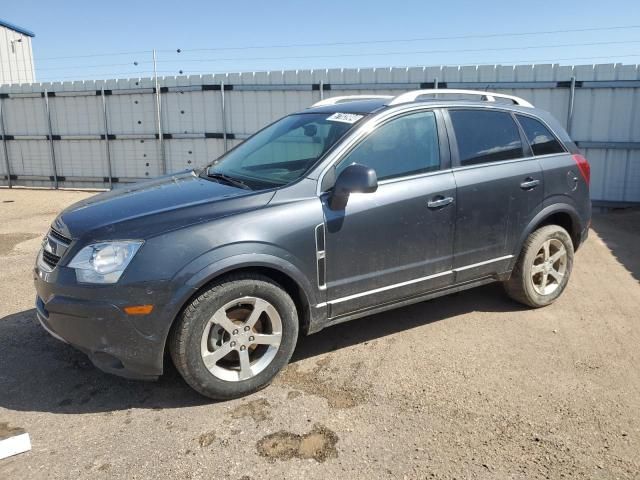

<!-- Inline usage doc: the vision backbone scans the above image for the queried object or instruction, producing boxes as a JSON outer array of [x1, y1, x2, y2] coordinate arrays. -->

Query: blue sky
[[3, 0, 640, 82]]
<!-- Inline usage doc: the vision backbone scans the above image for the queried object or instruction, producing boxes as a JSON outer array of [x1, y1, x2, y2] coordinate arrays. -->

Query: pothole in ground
[[256, 424, 338, 462], [228, 398, 271, 423], [275, 357, 367, 409], [0, 421, 25, 440]]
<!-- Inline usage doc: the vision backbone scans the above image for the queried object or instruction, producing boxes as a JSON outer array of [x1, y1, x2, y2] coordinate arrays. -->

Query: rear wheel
[[504, 225, 574, 308], [170, 274, 298, 400]]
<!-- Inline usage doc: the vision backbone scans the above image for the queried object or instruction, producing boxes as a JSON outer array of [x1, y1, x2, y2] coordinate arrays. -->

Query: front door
[[321, 110, 456, 318]]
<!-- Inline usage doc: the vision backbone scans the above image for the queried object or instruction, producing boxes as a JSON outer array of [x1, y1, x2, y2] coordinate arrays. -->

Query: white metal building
[[0, 64, 638, 206], [0, 19, 35, 85]]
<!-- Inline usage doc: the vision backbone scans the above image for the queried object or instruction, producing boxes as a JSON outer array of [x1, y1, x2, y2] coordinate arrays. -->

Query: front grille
[[42, 249, 61, 269], [38, 228, 72, 271], [50, 228, 71, 244]]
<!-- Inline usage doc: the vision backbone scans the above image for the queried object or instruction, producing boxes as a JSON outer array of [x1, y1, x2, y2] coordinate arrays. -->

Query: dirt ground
[[0, 188, 639, 480]]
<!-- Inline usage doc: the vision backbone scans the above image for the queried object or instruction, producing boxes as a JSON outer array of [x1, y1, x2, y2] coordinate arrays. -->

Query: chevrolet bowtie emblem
[[43, 238, 56, 255]]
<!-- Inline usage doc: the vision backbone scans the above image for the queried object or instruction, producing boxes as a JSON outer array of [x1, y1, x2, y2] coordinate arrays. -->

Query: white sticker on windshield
[[327, 112, 364, 124]]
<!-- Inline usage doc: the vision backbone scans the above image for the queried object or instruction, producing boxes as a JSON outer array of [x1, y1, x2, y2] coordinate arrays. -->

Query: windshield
[[202, 112, 364, 189]]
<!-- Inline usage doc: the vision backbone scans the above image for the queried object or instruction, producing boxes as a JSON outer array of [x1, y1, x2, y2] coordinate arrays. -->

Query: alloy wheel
[[200, 296, 282, 382], [530, 238, 568, 296]]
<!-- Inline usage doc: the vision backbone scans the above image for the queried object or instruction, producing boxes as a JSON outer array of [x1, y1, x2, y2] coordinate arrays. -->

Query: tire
[[504, 225, 574, 308], [170, 273, 299, 400]]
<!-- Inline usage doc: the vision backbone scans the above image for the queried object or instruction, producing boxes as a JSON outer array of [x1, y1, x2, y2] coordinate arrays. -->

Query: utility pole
[[153, 49, 166, 174]]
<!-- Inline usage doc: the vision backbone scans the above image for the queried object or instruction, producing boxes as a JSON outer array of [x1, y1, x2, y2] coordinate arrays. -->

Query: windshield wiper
[[206, 172, 252, 190]]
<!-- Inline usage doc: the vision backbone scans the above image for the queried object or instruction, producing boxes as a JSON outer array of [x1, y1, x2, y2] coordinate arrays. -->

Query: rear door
[[444, 108, 544, 282]]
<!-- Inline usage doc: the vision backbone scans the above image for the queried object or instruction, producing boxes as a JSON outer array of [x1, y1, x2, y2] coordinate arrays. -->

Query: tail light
[[572, 154, 590, 185]]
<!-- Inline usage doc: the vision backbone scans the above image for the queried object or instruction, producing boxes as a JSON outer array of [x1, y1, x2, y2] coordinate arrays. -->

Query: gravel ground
[[0, 188, 639, 480]]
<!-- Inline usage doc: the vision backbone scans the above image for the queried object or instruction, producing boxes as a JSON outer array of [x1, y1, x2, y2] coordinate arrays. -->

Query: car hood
[[53, 171, 275, 240]]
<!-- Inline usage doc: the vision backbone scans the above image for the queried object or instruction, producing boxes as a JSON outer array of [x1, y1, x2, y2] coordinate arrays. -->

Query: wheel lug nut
[[232, 329, 239, 335], [244, 325, 250, 332], [249, 336, 254, 342], [240, 345, 246, 351], [230, 341, 236, 347]]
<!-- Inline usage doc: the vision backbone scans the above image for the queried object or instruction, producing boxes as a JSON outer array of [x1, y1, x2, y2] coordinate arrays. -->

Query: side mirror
[[329, 163, 378, 210]]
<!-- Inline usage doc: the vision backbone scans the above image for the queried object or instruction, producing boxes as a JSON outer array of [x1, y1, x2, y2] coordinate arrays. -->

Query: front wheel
[[504, 225, 574, 308], [170, 274, 299, 400]]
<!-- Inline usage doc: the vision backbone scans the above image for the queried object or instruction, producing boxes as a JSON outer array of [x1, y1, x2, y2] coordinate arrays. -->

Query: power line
[[38, 50, 153, 61], [156, 39, 640, 64], [34, 71, 175, 81], [26, 38, 640, 75], [11, 63, 152, 74], [34, 62, 151, 72], [173, 24, 640, 53], [33, 24, 640, 62]]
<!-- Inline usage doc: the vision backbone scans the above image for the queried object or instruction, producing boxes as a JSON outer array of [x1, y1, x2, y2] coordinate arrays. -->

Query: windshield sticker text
[[326, 112, 363, 124]]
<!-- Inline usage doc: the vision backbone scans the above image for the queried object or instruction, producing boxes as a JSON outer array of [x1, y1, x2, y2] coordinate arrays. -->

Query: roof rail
[[388, 89, 533, 108], [311, 95, 393, 107]]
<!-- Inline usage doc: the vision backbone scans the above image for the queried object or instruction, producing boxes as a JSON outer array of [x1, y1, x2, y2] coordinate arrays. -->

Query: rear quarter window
[[516, 114, 565, 156], [449, 109, 524, 166]]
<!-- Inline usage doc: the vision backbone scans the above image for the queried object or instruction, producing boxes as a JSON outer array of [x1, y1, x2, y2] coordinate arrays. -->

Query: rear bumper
[[33, 266, 180, 380], [579, 223, 590, 247], [575, 210, 591, 251]]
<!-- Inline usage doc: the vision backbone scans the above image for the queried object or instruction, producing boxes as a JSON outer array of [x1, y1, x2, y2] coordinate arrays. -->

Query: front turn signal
[[123, 305, 154, 315]]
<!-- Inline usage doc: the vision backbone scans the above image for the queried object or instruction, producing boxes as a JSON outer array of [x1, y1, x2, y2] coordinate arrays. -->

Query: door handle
[[520, 178, 540, 190], [427, 196, 454, 209]]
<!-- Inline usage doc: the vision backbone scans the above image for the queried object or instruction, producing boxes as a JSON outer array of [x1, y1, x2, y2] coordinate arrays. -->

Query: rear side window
[[449, 110, 523, 166], [516, 114, 565, 156]]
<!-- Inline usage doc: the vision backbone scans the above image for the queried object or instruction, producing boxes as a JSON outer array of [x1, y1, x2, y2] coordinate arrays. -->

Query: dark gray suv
[[34, 89, 591, 399]]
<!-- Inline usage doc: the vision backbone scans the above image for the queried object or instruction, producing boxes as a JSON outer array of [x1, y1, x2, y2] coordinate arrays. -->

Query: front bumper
[[33, 265, 178, 380]]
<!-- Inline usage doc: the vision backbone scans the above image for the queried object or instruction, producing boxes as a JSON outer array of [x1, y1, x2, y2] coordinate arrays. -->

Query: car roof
[[304, 98, 545, 117], [304, 89, 543, 117]]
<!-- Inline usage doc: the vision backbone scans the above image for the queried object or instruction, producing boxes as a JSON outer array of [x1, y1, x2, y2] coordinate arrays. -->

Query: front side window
[[516, 114, 565, 156], [449, 109, 524, 166], [336, 111, 440, 181], [204, 112, 362, 189]]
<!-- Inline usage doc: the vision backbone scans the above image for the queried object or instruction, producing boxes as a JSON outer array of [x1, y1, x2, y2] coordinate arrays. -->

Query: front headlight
[[68, 241, 143, 284]]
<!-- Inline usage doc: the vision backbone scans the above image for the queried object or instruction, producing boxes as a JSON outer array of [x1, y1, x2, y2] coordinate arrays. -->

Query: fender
[[509, 201, 583, 269], [186, 252, 319, 306], [159, 243, 325, 341]]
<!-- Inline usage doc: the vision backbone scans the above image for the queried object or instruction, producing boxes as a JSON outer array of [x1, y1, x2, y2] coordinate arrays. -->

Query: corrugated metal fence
[[1, 63, 639, 205]]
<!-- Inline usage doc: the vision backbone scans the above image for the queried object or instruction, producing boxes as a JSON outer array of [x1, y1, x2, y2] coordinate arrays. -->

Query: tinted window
[[516, 114, 565, 156], [336, 111, 440, 181], [450, 110, 523, 166]]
